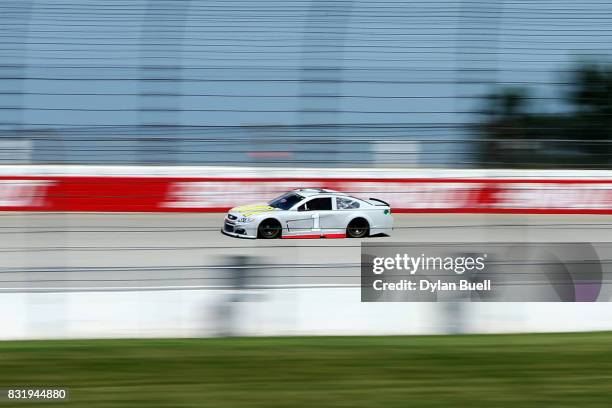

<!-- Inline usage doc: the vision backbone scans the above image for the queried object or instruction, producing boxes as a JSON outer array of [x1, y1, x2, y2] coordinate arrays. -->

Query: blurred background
[[1, 0, 611, 168], [3, 1, 612, 406], [2, 0, 612, 337], [0, 0, 611, 338]]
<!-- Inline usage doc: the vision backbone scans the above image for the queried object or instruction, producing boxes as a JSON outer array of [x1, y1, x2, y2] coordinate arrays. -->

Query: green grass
[[2, 332, 612, 407]]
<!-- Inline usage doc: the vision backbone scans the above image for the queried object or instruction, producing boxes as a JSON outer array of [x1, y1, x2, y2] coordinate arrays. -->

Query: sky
[[0, 0, 611, 165]]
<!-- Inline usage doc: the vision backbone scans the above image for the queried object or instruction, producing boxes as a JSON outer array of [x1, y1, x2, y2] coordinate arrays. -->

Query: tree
[[479, 63, 612, 168]]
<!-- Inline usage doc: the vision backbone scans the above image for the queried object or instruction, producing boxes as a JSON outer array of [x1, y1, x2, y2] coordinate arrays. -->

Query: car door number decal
[[312, 213, 320, 231]]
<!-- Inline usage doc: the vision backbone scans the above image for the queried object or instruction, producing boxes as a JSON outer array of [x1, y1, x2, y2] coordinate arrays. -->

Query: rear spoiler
[[368, 198, 390, 207]]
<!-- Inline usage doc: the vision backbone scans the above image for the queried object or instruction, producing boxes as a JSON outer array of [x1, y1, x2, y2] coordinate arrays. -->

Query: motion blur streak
[[0, 0, 610, 336], [3, 213, 612, 339], [1, 1, 612, 406], [1, 0, 612, 168]]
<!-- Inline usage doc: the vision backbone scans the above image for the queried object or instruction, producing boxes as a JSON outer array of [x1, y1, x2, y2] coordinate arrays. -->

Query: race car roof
[[293, 188, 347, 197]]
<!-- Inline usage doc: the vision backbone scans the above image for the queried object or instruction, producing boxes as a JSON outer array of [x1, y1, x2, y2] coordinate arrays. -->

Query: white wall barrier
[[3, 288, 612, 340]]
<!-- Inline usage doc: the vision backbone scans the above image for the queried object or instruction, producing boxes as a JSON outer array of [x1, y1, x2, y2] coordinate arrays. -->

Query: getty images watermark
[[371, 252, 490, 293], [361, 243, 608, 302]]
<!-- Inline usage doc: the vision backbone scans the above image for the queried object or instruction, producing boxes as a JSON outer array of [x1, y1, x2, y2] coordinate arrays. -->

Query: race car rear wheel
[[258, 218, 282, 239], [347, 218, 369, 238]]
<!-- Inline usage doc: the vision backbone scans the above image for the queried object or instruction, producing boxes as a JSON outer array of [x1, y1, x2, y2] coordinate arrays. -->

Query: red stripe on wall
[[2, 176, 612, 214]]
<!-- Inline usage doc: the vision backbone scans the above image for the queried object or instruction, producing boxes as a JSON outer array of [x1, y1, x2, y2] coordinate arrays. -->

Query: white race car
[[221, 188, 393, 239]]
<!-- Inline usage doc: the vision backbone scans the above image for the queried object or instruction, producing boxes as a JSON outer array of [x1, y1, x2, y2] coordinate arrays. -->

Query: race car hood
[[229, 204, 279, 217]]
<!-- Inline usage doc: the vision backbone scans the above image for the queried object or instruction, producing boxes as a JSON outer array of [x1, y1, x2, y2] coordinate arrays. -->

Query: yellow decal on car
[[233, 205, 275, 217]]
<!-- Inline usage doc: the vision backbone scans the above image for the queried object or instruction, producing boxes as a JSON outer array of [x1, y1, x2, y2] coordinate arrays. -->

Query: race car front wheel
[[258, 219, 282, 239], [347, 218, 369, 238]]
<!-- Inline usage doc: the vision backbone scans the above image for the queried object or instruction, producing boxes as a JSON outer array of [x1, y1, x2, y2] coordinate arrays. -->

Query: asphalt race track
[[2, 213, 612, 291]]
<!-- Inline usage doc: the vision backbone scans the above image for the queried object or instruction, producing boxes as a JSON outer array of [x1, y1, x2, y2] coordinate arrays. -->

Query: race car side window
[[336, 197, 360, 210], [298, 197, 332, 211]]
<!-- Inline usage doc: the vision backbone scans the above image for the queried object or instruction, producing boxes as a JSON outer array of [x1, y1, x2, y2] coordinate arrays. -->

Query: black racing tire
[[258, 218, 282, 239], [346, 218, 369, 238]]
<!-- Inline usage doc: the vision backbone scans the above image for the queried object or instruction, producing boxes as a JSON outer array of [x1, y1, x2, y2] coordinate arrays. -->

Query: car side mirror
[[298, 204, 307, 211]]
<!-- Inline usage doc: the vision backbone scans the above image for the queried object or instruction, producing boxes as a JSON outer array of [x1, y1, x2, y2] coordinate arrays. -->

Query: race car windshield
[[269, 192, 304, 210]]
